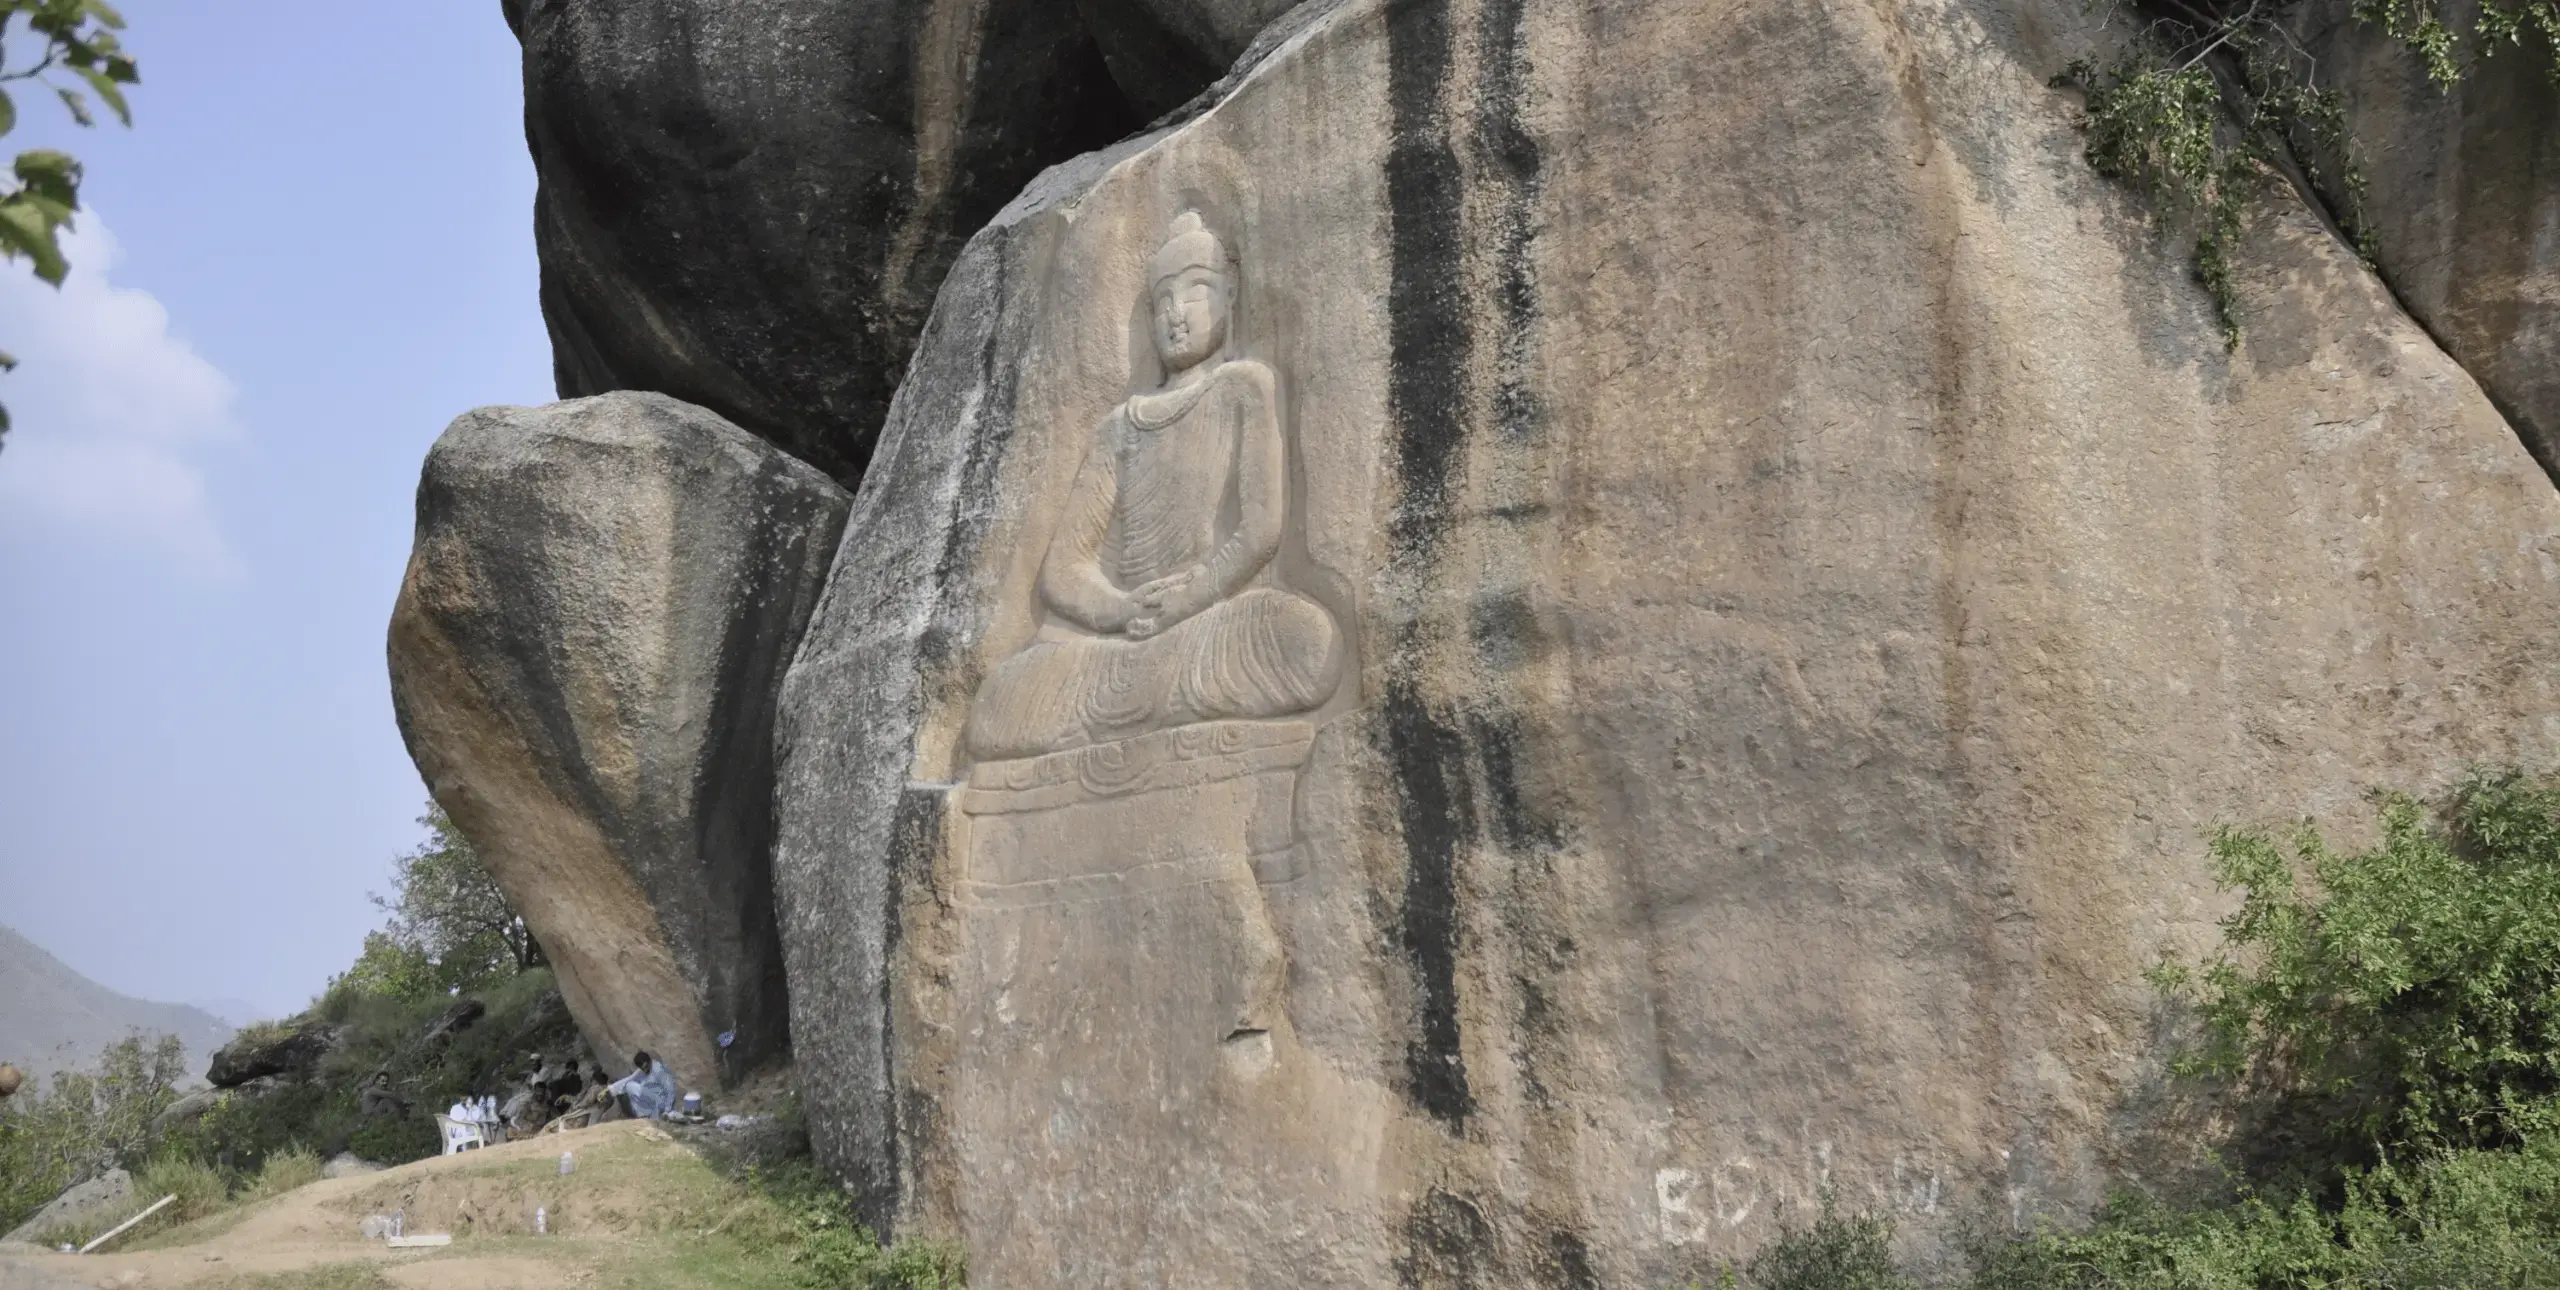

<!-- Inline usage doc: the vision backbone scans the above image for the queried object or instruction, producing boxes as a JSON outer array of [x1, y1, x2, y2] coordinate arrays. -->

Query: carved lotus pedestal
[[945, 720, 1375, 1288]]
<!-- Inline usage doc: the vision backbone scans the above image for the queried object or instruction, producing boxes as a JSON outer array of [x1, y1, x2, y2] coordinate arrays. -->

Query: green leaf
[[0, 349, 18, 371], [0, 200, 67, 283], [16, 147, 78, 182], [14, 148, 81, 212], [73, 64, 122, 124], [53, 84, 88, 128], [82, 0, 125, 29], [0, 91, 16, 140]]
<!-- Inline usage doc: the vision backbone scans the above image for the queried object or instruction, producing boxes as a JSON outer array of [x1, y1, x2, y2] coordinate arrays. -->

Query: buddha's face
[[1152, 267, 1228, 374]]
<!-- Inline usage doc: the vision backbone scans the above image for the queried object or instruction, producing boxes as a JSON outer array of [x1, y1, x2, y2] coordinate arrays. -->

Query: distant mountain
[[0, 925, 235, 1086], [186, 998, 272, 1029]]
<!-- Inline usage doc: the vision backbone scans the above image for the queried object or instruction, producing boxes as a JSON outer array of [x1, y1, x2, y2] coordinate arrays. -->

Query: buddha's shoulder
[[1207, 357, 1278, 399]]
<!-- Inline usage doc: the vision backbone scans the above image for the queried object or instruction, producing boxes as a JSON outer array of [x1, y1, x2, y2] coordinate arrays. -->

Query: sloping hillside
[[0, 925, 235, 1084]]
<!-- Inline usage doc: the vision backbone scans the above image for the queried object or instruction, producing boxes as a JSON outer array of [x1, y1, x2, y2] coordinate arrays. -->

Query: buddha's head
[[1149, 211, 1231, 375]]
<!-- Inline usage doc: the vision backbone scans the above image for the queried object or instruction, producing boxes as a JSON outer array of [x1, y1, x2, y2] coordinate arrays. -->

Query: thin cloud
[[0, 213, 240, 577]]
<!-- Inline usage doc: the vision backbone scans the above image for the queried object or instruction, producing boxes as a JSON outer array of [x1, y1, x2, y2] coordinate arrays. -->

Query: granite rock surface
[[769, 0, 2560, 1281], [2, 1169, 129, 1245], [390, 392, 850, 1091], [505, 0, 1303, 487], [2290, 0, 2560, 486]]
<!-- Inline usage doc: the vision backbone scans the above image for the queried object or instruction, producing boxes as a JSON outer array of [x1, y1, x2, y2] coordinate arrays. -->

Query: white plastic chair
[[435, 1113, 488, 1155]]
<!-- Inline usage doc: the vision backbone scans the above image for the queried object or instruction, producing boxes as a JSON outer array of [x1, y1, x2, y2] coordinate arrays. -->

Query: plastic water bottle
[[535, 1206, 547, 1235], [558, 1150, 575, 1176]]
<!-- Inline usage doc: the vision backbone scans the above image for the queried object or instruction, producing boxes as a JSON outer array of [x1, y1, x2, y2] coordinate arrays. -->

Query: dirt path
[[0, 1121, 705, 1290]]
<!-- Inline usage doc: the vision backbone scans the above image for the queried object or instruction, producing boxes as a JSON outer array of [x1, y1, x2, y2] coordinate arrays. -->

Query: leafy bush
[[1963, 1134, 2560, 1288], [137, 1153, 231, 1225], [369, 803, 543, 991], [170, 966, 577, 1175], [242, 1146, 323, 1201], [0, 1033, 187, 1233], [2057, 0, 2556, 346], [1745, 1192, 1916, 1290], [727, 1161, 968, 1290], [1954, 767, 2560, 1287], [2161, 770, 2560, 1172], [17, 1152, 227, 1248]]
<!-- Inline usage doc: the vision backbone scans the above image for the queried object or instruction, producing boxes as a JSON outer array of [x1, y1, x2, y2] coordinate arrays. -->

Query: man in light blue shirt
[[608, 1050, 680, 1119]]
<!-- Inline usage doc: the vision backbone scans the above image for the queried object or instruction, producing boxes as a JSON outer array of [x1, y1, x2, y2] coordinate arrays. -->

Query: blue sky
[[0, 2, 553, 1022]]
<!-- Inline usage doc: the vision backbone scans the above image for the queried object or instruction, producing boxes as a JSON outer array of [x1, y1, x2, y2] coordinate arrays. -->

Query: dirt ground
[[0, 1120, 739, 1290]]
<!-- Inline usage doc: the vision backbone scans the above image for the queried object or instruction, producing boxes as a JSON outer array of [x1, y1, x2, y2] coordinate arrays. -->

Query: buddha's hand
[[1127, 568, 1212, 639]]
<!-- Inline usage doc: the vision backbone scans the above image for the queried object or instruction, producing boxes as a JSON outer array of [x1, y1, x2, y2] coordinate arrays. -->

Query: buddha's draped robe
[[965, 358, 1341, 760]]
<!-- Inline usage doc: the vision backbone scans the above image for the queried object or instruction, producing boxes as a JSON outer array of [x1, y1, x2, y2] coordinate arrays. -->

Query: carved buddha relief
[[936, 210, 1380, 1290], [964, 211, 1344, 761]]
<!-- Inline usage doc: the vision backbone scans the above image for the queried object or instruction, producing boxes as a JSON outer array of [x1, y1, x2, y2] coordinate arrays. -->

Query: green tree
[[2159, 769, 2560, 1167], [0, 0, 139, 447], [0, 1033, 185, 1232], [368, 803, 542, 997]]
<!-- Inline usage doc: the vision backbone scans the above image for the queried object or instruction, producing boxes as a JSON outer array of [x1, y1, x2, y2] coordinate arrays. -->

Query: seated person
[[607, 1050, 679, 1120], [358, 1070, 410, 1120], [501, 1075, 550, 1137]]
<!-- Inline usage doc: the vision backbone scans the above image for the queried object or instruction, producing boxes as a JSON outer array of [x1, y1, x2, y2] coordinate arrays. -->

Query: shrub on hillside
[[1744, 1193, 1915, 1290], [1957, 768, 2560, 1286], [170, 966, 577, 1174], [0, 1033, 187, 1234], [735, 1161, 968, 1290], [1965, 1133, 2560, 1288], [2162, 769, 2560, 1176]]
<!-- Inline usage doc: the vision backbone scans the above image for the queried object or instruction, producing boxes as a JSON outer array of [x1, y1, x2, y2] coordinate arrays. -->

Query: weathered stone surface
[[149, 1088, 221, 1133], [390, 391, 850, 1092], [2292, 1, 2560, 484], [508, 0, 1110, 485], [1079, 0, 1306, 115], [205, 1021, 335, 1089], [772, 0, 2560, 1281], [3, 1169, 129, 1244], [505, 0, 1322, 487]]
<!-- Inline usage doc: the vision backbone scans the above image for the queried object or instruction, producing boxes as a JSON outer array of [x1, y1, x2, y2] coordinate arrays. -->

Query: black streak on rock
[[1396, 1188, 1493, 1290], [1476, 0, 1545, 446], [853, 784, 947, 1231], [1382, 0, 1479, 1133], [1385, 0, 1471, 560], [1541, 1229, 1602, 1290], [1466, 707, 1562, 856], [1387, 665, 1479, 1127]]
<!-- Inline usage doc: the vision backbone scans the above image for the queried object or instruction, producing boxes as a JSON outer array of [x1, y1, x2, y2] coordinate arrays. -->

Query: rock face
[[509, 0, 1321, 487], [508, 0, 1144, 485], [390, 392, 851, 1091], [3, 1169, 129, 1244], [770, 0, 2560, 1281], [205, 1020, 335, 1088], [2293, 1, 2560, 484], [1080, 0, 1306, 114]]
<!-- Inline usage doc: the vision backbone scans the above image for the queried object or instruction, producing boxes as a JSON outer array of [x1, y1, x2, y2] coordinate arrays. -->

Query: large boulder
[[2, 1169, 129, 1245], [770, 0, 2560, 1281], [390, 391, 851, 1092], [204, 1020, 335, 1088], [2292, 0, 2560, 484], [506, 0, 1317, 489], [1078, 0, 1307, 115]]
